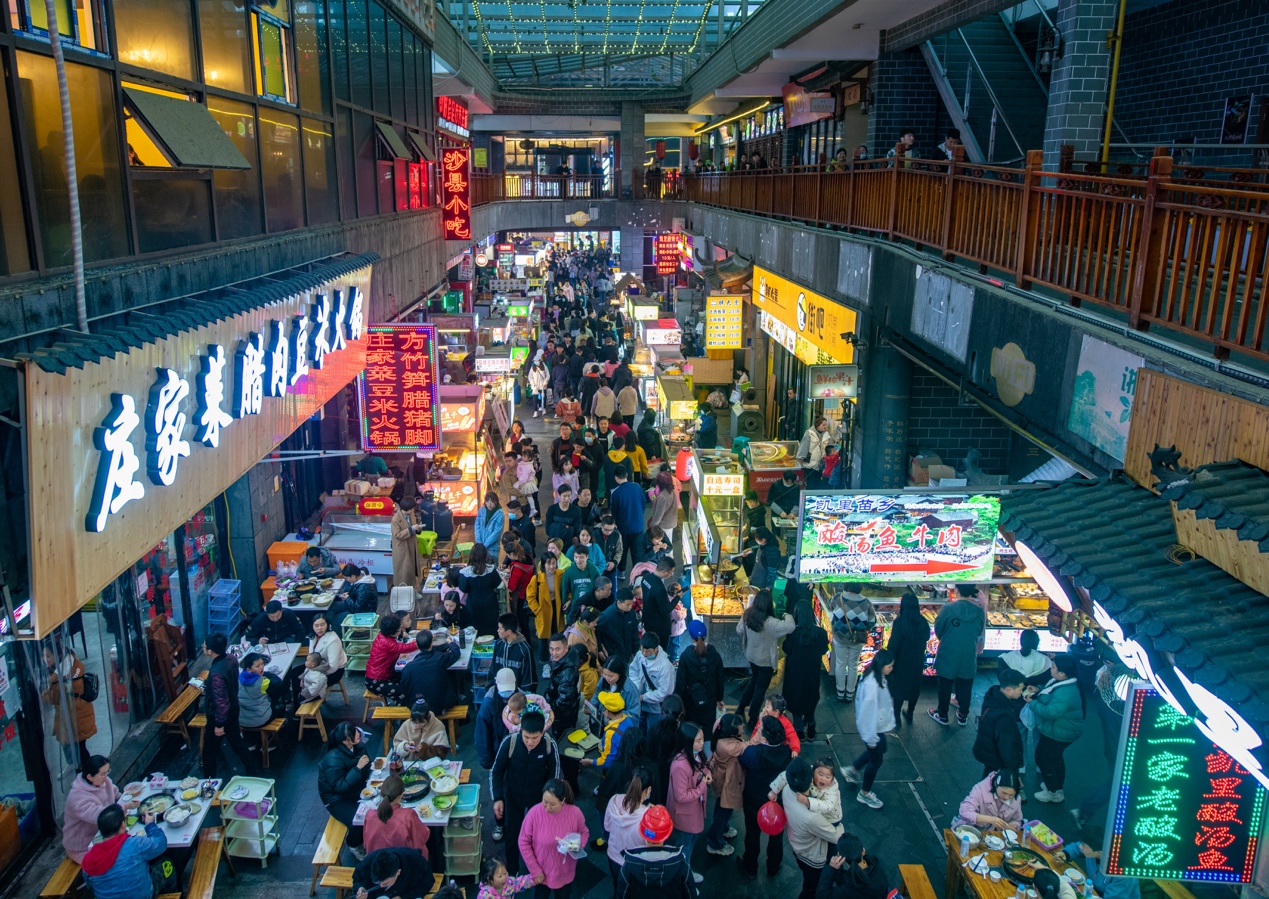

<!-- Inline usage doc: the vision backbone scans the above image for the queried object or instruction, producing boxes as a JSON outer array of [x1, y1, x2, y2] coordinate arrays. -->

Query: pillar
[[857, 344, 911, 490], [620, 226, 643, 276], [1041, 0, 1118, 164], [866, 48, 942, 160], [619, 101, 645, 198]]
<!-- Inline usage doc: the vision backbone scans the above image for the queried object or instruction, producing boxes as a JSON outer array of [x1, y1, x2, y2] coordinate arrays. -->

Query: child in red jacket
[[748, 694, 801, 756]]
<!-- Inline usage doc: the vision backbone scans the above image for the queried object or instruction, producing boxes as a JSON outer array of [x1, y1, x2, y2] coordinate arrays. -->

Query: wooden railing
[[471, 172, 619, 204]]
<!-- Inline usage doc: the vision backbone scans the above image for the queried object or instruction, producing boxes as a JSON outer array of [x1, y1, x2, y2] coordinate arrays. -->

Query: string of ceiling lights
[[463, 0, 712, 58]]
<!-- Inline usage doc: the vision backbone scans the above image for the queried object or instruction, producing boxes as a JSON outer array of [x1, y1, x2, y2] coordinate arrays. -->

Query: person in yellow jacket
[[565, 606, 600, 700], [525, 554, 565, 662], [581, 691, 636, 770], [620, 432, 649, 483]]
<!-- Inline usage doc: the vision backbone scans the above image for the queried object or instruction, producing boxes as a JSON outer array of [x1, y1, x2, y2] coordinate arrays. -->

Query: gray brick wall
[[907, 371, 1012, 474], [867, 47, 946, 158], [1041, 0, 1117, 161]]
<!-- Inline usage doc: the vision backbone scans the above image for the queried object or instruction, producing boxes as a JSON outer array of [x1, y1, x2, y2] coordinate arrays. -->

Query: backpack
[[77, 671, 100, 703]]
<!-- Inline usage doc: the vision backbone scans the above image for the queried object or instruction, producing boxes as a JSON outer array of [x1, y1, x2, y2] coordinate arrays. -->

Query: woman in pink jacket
[[518, 779, 589, 898], [951, 769, 1024, 831], [667, 722, 712, 883], [63, 756, 138, 863]]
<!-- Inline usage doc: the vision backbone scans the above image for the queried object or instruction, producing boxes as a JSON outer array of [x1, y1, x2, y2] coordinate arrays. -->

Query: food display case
[[683, 490, 750, 668], [311, 514, 394, 591], [420, 448, 486, 517], [656, 376, 697, 427], [741, 441, 803, 501], [627, 298, 660, 322], [687, 448, 746, 501]]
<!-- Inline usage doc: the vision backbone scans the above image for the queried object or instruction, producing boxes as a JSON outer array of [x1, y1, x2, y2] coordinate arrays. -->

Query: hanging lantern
[[675, 446, 693, 482], [687, 139, 699, 160], [655, 140, 667, 160]]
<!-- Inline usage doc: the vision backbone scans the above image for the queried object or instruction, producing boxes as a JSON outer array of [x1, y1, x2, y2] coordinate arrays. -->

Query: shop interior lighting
[[697, 101, 772, 135], [1013, 539, 1074, 612]]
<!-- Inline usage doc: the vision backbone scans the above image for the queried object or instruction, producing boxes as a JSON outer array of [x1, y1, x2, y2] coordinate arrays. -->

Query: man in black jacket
[[972, 667, 1027, 778], [506, 499, 537, 554], [544, 486, 582, 547], [597, 588, 640, 663], [201, 633, 258, 778], [352, 847, 433, 899], [245, 600, 306, 645], [490, 711, 560, 874], [492, 614, 535, 691], [543, 635, 582, 793], [550, 423, 575, 473], [674, 620, 726, 732], [398, 630, 461, 714], [635, 557, 677, 650]]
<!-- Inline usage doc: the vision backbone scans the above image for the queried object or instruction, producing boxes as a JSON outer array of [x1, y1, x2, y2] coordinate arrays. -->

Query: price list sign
[[358, 324, 441, 452], [1104, 685, 1266, 883], [655, 233, 680, 275], [706, 294, 744, 349]]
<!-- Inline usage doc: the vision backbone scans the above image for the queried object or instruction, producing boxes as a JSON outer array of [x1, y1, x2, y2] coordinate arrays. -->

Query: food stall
[[415, 384, 489, 518], [656, 375, 697, 456], [429, 313, 478, 382], [681, 453, 749, 667], [741, 441, 802, 501], [474, 346, 514, 401], [640, 318, 682, 349], [627, 297, 660, 324], [793, 491, 1071, 675], [630, 345, 657, 410]]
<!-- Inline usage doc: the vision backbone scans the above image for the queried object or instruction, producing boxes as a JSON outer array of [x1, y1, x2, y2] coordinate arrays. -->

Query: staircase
[[922, 14, 1050, 164]]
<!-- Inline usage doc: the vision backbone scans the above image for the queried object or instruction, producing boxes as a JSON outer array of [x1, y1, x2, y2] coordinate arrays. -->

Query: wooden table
[[119, 779, 223, 849], [943, 829, 1080, 899]]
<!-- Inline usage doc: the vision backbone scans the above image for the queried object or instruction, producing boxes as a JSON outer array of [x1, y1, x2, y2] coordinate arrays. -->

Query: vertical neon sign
[[440, 148, 471, 240]]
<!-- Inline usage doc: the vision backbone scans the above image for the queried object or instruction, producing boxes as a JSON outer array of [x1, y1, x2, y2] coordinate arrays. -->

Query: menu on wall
[[1104, 685, 1266, 883], [359, 324, 441, 451], [656, 233, 680, 275], [706, 294, 744, 349]]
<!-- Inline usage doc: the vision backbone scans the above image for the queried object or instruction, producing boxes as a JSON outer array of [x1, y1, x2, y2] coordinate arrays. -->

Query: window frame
[[9, 0, 110, 57], [251, 2, 296, 105]]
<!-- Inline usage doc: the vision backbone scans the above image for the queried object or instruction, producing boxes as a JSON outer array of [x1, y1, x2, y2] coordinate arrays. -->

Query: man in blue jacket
[[82, 805, 175, 899], [607, 466, 647, 575], [475, 668, 517, 770]]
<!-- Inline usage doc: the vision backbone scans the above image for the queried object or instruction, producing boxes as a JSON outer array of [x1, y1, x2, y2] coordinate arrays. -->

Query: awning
[[375, 121, 413, 160], [122, 88, 249, 169], [701, 253, 753, 292], [999, 478, 1269, 725], [407, 130, 436, 162]]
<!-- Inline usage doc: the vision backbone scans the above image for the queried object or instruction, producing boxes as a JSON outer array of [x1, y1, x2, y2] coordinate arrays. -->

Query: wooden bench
[[439, 705, 468, 750], [297, 698, 328, 743], [371, 705, 411, 753], [187, 826, 233, 899], [321, 868, 443, 899], [362, 688, 386, 724], [310, 817, 348, 896], [1155, 881, 1198, 899], [899, 864, 937, 899], [327, 677, 350, 705], [156, 684, 202, 747], [243, 718, 286, 768], [38, 858, 81, 899]]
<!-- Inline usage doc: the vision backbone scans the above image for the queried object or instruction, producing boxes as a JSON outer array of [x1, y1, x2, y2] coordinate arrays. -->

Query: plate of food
[[140, 794, 175, 815], [430, 774, 459, 796], [424, 764, 447, 780], [474, 635, 494, 646], [1063, 868, 1086, 886], [179, 777, 199, 790], [360, 787, 378, 800], [164, 804, 193, 826], [1001, 848, 1049, 885], [181, 788, 200, 801], [124, 782, 146, 797], [984, 835, 1006, 851], [431, 795, 454, 811], [402, 783, 430, 804], [372, 758, 387, 770]]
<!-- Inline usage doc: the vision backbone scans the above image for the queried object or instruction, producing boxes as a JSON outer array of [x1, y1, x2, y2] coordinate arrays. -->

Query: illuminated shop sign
[[474, 355, 512, 373], [440, 148, 471, 240], [1103, 685, 1266, 883], [436, 96, 470, 139], [358, 324, 441, 452], [88, 287, 364, 533], [655, 233, 680, 275], [705, 294, 743, 350], [807, 364, 859, 399], [643, 319, 681, 346]]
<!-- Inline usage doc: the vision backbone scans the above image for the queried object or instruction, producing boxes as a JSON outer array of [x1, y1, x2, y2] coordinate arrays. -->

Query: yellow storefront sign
[[753, 267, 857, 364]]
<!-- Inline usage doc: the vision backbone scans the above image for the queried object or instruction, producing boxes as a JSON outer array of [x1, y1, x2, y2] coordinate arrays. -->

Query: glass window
[[207, 96, 263, 239], [303, 118, 337, 224], [387, 19, 402, 122], [294, 0, 329, 114], [113, 0, 196, 79], [132, 176, 213, 253], [259, 109, 303, 231], [347, 0, 369, 109], [329, 0, 348, 101], [337, 107, 356, 219], [369, 2, 386, 114], [12, 0, 107, 51], [353, 111, 376, 217], [16, 52, 127, 267], [404, 36, 417, 126], [418, 43, 432, 130], [0, 63, 31, 275], [253, 11, 293, 102], [199, 0, 251, 95]]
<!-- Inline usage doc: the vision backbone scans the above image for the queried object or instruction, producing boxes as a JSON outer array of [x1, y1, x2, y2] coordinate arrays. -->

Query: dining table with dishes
[[945, 822, 1090, 899], [230, 640, 304, 677], [271, 577, 347, 616], [393, 628, 476, 672], [352, 758, 466, 827], [120, 774, 224, 849]]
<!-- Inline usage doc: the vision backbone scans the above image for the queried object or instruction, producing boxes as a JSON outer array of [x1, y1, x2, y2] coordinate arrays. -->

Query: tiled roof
[[16, 252, 379, 374], [999, 478, 1269, 725], [1160, 461, 1269, 548]]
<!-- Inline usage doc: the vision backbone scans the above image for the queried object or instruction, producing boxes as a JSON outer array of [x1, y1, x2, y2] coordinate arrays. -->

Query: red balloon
[[757, 801, 786, 835]]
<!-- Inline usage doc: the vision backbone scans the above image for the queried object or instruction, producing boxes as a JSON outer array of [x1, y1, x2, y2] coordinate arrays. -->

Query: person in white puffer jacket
[[844, 649, 896, 810]]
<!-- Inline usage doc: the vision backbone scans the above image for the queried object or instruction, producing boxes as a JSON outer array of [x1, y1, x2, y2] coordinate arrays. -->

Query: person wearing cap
[[614, 805, 699, 899], [674, 620, 725, 732], [245, 600, 305, 646], [582, 690, 635, 771], [476, 668, 519, 770], [491, 709, 561, 874]]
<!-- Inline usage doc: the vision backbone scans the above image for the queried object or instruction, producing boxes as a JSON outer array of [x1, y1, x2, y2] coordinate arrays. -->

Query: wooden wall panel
[[1172, 507, 1269, 596], [25, 266, 372, 638], [1124, 369, 1269, 489]]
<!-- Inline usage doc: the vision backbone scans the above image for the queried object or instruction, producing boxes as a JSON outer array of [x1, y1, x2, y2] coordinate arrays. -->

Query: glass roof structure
[[444, 0, 763, 86]]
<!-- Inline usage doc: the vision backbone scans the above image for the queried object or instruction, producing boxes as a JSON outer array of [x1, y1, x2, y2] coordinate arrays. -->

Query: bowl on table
[[953, 824, 983, 848], [430, 774, 459, 796]]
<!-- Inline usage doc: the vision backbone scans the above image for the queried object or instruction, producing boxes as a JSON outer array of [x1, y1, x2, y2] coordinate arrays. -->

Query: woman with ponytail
[[363, 774, 431, 855]]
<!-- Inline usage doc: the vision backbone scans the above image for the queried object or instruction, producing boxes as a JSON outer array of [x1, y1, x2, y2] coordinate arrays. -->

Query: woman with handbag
[[42, 644, 97, 774]]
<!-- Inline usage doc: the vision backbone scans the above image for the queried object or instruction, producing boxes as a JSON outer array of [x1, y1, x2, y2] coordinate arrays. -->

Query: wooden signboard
[[23, 265, 373, 638]]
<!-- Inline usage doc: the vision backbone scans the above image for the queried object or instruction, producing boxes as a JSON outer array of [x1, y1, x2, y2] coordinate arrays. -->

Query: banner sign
[[440, 148, 471, 240], [754, 267, 857, 363], [808, 364, 859, 399], [1103, 685, 1266, 883], [358, 324, 441, 452], [795, 491, 1000, 583], [656, 233, 680, 275], [705, 294, 744, 349]]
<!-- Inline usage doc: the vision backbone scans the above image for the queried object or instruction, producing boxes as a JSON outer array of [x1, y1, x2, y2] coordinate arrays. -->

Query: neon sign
[[1104, 686, 1266, 883], [436, 96, 470, 139], [440, 148, 471, 240], [358, 324, 441, 452], [655, 233, 679, 275]]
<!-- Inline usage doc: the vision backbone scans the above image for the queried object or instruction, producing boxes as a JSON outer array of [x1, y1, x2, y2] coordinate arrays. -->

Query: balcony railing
[[471, 172, 620, 204], [468, 151, 1269, 364]]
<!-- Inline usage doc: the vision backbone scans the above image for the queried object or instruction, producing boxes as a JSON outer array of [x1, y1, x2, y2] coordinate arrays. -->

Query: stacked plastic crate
[[207, 579, 242, 635], [443, 784, 482, 876]]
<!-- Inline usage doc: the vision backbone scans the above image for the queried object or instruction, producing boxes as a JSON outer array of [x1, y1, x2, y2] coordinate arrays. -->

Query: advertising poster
[[796, 491, 1000, 583], [1104, 686, 1266, 883], [1067, 335, 1142, 463]]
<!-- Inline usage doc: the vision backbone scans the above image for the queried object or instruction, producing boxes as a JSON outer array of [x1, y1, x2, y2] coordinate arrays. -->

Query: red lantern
[[655, 140, 667, 160], [687, 139, 699, 161], [675, 447, 693, 482], [757, 801, 787, 835]]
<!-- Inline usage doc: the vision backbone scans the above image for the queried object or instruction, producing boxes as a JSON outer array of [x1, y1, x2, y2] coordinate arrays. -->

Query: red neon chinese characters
[[440, 149, 471, 240], [1196, 827, 1238, 849], [1205, 751, 1249, 775], [1195, 803, 1243, 824], [1204, 778, 1243, 798], [358, 325, 440, 451]]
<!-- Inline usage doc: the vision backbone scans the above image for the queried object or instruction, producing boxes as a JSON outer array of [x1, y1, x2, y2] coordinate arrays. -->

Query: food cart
[[656, 375, 697, 458], [741, 441, 802, 501]]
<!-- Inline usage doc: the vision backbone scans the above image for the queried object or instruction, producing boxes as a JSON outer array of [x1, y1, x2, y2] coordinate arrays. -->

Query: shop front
[[681, 449, 748, 667], [0, 257, 374, 864]]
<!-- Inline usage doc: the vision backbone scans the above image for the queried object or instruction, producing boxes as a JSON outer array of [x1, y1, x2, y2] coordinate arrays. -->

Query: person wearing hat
[[476, 668, 520, 771], [582, 690, 636, 771], [614, 805, 699, 899], [491, 709, 560, 874], [674, 620, 725, 733], [816, 833, 889, 899]]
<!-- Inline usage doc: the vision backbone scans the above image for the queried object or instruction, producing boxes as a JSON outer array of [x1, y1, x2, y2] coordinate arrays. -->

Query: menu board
[[1104, 686, 1266, 883], [359, 325, 441, 451], [706, 294, 744, 349], [796, 491, 1000, 583], [656, 233, 680, 275]]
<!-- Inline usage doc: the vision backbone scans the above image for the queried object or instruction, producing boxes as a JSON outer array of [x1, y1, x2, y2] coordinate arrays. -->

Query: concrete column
[[857, 344, 911, 489], [1041, 0, 1117, 163], [620, 227, 643, 276], [619, 101, 645, 198], [866, 48, 942, 159]]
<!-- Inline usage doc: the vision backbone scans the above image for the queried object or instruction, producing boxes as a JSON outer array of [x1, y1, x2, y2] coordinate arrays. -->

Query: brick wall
[[867, 47, 945, 158], [1041, 0, 1117, 161], [907, 371, 1013, 474], [1115, 0, 1269, 161]]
